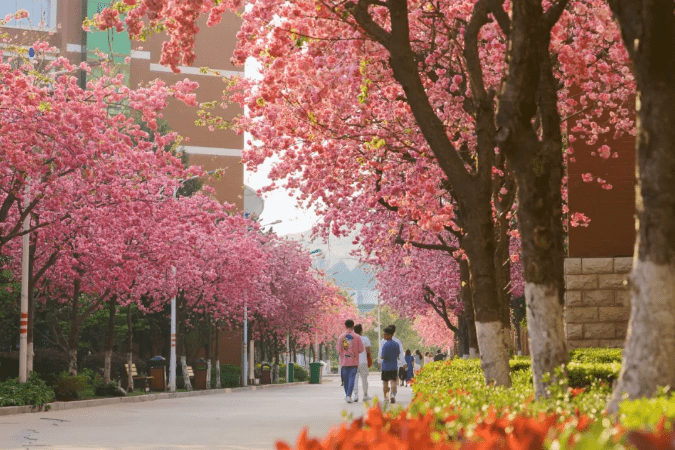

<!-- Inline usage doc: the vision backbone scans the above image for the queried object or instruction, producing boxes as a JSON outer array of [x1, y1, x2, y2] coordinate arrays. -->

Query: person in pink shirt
[[336, 319, 364, 403]]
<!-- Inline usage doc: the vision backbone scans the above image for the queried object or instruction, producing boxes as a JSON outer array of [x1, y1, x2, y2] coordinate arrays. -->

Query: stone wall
[[564, 257, 632, 349]]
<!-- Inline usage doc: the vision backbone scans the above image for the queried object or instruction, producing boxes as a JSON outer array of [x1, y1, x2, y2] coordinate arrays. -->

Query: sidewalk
[[0, 380, 310, 417], [0, 373, 407, 450]]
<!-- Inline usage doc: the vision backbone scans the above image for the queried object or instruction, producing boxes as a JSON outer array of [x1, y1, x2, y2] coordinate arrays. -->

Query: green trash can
[[309, 362, 322, 384]]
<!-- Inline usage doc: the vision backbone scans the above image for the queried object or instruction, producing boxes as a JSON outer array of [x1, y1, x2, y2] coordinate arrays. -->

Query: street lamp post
[[168, 170, 217, 392], [19, 186, 30, 383]]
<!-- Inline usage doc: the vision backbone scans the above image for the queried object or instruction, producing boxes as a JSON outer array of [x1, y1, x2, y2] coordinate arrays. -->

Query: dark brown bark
[[494, 0, 568, 397], [607, 0, 675, 411], [104, 297, 117, 383], [347, 0, 511, 385], [460, 260, 479, 354], [126, 306, 133, 391], [68, 278, 82, 376], [494, 154, 516, 339]]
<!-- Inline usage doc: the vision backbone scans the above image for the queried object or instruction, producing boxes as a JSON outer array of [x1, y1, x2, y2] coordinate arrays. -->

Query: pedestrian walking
[[380, 326, 400, 403], [424, 351, 433, 365], [352, 324, 372, 402], [433, 349, 447, 361], [414, 349, 423, 370], [404, 350, 414, 386], [377, 324, 406, 372], [336, 319, 364, 403]]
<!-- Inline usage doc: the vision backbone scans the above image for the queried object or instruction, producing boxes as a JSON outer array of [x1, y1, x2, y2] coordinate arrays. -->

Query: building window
[[0, 0, 57, 30]]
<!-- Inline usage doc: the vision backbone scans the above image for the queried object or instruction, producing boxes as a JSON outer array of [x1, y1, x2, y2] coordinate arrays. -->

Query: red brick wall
[[567, 123, 636, 257]]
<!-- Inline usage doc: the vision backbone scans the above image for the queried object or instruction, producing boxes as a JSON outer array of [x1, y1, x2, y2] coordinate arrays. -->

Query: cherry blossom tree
[[95, 0, 635, 394]]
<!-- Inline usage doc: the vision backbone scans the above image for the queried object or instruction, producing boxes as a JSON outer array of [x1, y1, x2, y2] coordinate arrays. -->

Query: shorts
[[381, 370, 398, 382]]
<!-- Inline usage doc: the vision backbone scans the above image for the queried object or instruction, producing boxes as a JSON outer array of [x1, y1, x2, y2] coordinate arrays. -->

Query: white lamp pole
[[242, 306, 248, 386], [285, 331, 290, 381], [19, 186, 30, 382], [169, 266, 176, 392]]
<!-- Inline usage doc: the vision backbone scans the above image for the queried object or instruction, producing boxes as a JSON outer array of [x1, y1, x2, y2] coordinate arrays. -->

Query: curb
[[0, 381, 311, 417]]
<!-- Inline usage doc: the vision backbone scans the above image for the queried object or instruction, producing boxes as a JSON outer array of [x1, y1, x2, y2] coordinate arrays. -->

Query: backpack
[[340, 333, 357, 358]]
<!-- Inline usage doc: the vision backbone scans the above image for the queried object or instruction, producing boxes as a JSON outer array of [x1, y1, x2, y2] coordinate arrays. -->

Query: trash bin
[[194, 358, 208, 390], [309, 362, 322, 384], [261, 363, 271, 385], [148, 356, 166, 391], [288, 362, 294, 383]]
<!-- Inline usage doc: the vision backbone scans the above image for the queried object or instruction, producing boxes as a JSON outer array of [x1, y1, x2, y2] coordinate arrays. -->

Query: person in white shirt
[[377, 324, 406, 400], [352, 324, 371, 402]]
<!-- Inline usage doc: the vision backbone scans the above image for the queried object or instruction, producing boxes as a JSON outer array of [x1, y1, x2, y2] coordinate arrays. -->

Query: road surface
[[0, 373, 412, 450]]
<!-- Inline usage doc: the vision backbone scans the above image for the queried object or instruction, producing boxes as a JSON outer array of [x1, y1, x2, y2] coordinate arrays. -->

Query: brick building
[[565, 121, 636, 349]]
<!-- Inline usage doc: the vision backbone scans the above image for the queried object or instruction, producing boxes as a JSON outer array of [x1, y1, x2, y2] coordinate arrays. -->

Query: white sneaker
[[363, 395, 371, 401], [353, 396, 359, 402], [345, 396, 352, 403]]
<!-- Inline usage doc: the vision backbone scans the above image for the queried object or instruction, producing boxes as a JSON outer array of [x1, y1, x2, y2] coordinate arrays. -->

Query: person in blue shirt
[[380, 326, 400, 403]]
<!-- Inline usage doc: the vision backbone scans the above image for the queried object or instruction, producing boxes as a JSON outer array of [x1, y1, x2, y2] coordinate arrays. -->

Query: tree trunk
[[272, 336, 280, 383], [126, 306, 133, 391], [104, 297, 116, 383], [457, 315, 470, 357], [214, 324, 221, 388], [495, 0, 568, 398], [607, 0, 675, 413], [460, 259, 479, 357], [463, 216, 511, 386], [180, 355, 192, 390], [495, 208, 514, 353], [205, 319, 211, 388], [68, 279, 82, 376], [177, 296, 192, 390]]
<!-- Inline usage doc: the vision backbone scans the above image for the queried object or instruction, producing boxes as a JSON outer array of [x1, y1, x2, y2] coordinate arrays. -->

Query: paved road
[[0, 374, 412, 450]]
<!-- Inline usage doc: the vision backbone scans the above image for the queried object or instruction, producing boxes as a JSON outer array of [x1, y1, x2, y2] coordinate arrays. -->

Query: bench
[[123, 363, 154, 391]]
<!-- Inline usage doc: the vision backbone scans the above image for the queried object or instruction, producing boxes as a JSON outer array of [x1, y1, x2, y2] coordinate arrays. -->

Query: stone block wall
[[564, 257, 632, 349]]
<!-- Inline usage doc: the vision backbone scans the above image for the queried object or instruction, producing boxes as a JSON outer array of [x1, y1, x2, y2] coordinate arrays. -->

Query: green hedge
[[505, 349, 622, 387], [569, 347, 622, 364], [217, 364, 241, 388], [0, 374, 54, 407]]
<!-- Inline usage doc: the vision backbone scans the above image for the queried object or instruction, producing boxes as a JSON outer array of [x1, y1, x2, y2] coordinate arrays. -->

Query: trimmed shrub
[[0, 374, 54, 407], [92, 377, 126, 397], [570, 347, 622, 364], [219, 364, 240, 388], [52, 371, 92, 401], [293, 365, 308, 382]]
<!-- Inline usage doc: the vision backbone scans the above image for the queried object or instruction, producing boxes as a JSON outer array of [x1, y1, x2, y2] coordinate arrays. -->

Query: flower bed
[[277, 350, 675, 449]]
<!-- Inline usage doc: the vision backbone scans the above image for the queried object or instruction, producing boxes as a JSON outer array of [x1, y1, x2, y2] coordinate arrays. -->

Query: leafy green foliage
[[0, 374, 54, 407], [293, 364, 308, 382], [92, 376, 126, 397], [52, 370, 93, 401], [216, 364, 240, 388], [569, 348, 622, 364]]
